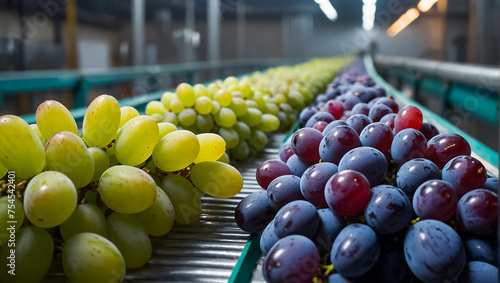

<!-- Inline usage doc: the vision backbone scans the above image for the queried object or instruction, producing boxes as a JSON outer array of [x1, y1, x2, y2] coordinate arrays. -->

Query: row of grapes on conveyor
[[235, 59, 499, 283], [0, 57, 350, 283]]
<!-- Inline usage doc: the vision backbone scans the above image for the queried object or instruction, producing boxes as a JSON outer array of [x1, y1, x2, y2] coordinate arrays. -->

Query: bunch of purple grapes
[[234, 60, 498, 283]]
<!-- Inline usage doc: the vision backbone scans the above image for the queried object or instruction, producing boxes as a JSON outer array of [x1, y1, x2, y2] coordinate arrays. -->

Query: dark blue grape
[[390, 128, 427, 165], [338, 147, 387, 187], [356, 88, 377, 103], [286, 154, 316, 177], [299, 106, 318, 125], [235, 190, 276, 233], [404, 219, 466, 282], [374, 97, 398, 113], [483, 177, 498, 194], [305, 112, 335, 128], [300, 162, 338, 207], [458, 261, 498, 283], [267, 175, 304, 210], [351, 103, 370, 116], [379, 113, 396, 130], [319, 125, 361, 165], [396, 158, 440, 197], [339, 93, 361, 111], [331, 224, 381, 277], [364, 185, 412, 234], [316, 94, 328, 104], [326, 273, 359, 283], [263, 235, 320, 283], [322, 120, 348, 136], [260, 219, 279, 255], [346, 114, 372, 135], [274, 200, 320, 239], [465, 239, 497, 265], [359, 122, 394, 154], [363, 238, 407, 283], [313, 208, 345, 253], [368, 103, 393, 122]]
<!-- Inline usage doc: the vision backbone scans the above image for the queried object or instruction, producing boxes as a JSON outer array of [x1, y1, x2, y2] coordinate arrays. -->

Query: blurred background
[[0, 0, 498, 148]]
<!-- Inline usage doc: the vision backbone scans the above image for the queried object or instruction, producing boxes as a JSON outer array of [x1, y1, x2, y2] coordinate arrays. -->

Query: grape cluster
[[235, 60, 498, 283]]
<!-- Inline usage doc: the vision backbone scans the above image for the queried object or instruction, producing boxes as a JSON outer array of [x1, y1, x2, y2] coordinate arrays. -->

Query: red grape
[[313, 121, 328, 132], [442, 155, 487, 197], [456, 189, 498, 235], [427, 133, 471, 168], [394, 106, 423, 133], [291, 128, 323, 162], [323, 100, 344, 119], [279, 140, 294, 163], [256, 160, 292, 190], [324, 170, 371, 216], [412, 180, 458, 222]]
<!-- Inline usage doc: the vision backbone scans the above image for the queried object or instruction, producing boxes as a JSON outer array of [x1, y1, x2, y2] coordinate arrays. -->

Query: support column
[[237, 3, 246, 59], [207, 0, 220, 62], [65, 0, 78, 69], [132, 0, 145, 66], [185, 0, 195, 62]]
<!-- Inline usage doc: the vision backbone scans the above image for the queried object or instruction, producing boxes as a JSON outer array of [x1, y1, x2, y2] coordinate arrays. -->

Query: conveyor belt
[[42, 133, 286, 283]]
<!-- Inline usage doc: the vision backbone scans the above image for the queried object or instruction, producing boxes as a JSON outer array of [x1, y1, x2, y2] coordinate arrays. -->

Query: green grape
[[115, 115, 159, 166], [238, 107, 262, 127], [152, 130, 200, 172], [249, 129, 268, 150], [145, 101, 165, 116], [279, 102, 293, 114], [214, 107, 237, 128], [178, 108, 197, 127], [106, 143, 119, 166], [107, 213, 152, 268], [196, 114, 214, 133], [230, 140, 250, 160], [0, 196, 24, 246], [63, 232, 125, 283], [257, 113, 280, 132], [84, 190, 98, 206], [83, 95, 121, 148], [0, 161, 7, 179], [223, 76, 239, 89], [233, 121, 251, 140], [207, 82, 220, 97], [150, 113, 164, 123], [88, 147, 110, 182], [0, 226, 53, 283], [29, 124, 43, 141], [193, 83, 211, 98], [161, 92, 176, 109], [194, 96, 213, 114], [24, 171, 77, 228], [60, 203, 108, 241], [240, 82, 252, 98], [245, 99, 258, 108], [136, 186, 175, 236], [191, 161, 243, 198], [287, 90, 305, 109], [45, 131, 95, 188], [161, 174, 203, 225], [252, 92, 266, 109], [0, 115, 45, 179], [217, 152, 230, 164], [214, 89, 232, 107], [36, 100, 78, 140], [231, 91, 243, 99], [193, 133, 226, 164], [158, 122, 177, 139], [211, 100, 221, 115], [218, 127, 239, 149], [169, 98, 185, 114], [274, 93, 287, 104], [278, 111, 291, 130], [119, 106, 140, 128], [287, 112, 297, 125], [176, 83, 196, 107], [98, 165, 157, 214], [228, 97, 248, 116], [163, 112, 179, 126], [265, 103, 280, 116]]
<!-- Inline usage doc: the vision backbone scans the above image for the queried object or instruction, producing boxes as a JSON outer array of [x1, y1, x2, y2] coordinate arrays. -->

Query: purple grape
[[286, 154, 316, 177], [442, 155, 487, 196], [419, 122, 439, 141], [291, 128, 323, 161], [338, 147, 387, 187], [374, 97, 398, 113], [260, 219, 279, 255], [299, 106, 318, 125], [359, 122, 394, 154], [279, 140, 294, 163], [267, 175, 304, 210], [319, 125, 361, 165], [256, 159, 293, 190], [404, 219, 466, 282], [351, 103, 370, 116], [368, 103, 393, 122], [427, 133, 471, 168], [235, 190, 276, 233], [458, 261, 498, 283], [363, 238, 407, 283], [331, 224, 381, 277], [483, 177, 498, 193], [305, 112, 335, 128], [322, 120, 348, 136], [274, 200, 320, 239], [412, 180, 458, 221], [390, 128, 427, 165], [339, 93, 361, 111], [313, 208, 345, 253], [346, 114, 372, 135], [316, 94, 328, 104], [300, 162, 338, 206], [263, 235, 320, 283], [379, 113, 396, 130], [364, 185, 412, 234], [456, 189, 498, 235], [396, 158, 440, 197]]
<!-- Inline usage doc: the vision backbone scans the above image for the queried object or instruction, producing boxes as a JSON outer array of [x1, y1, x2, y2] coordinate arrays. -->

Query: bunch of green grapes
[[0, 57, 348, 282]]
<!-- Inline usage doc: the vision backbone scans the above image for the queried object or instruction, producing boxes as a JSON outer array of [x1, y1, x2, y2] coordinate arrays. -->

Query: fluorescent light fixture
[[362, 0, 376, 30], [417, 0, 439, 12], [314, 0, 338, 21], [387, 8, 420, 37]]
